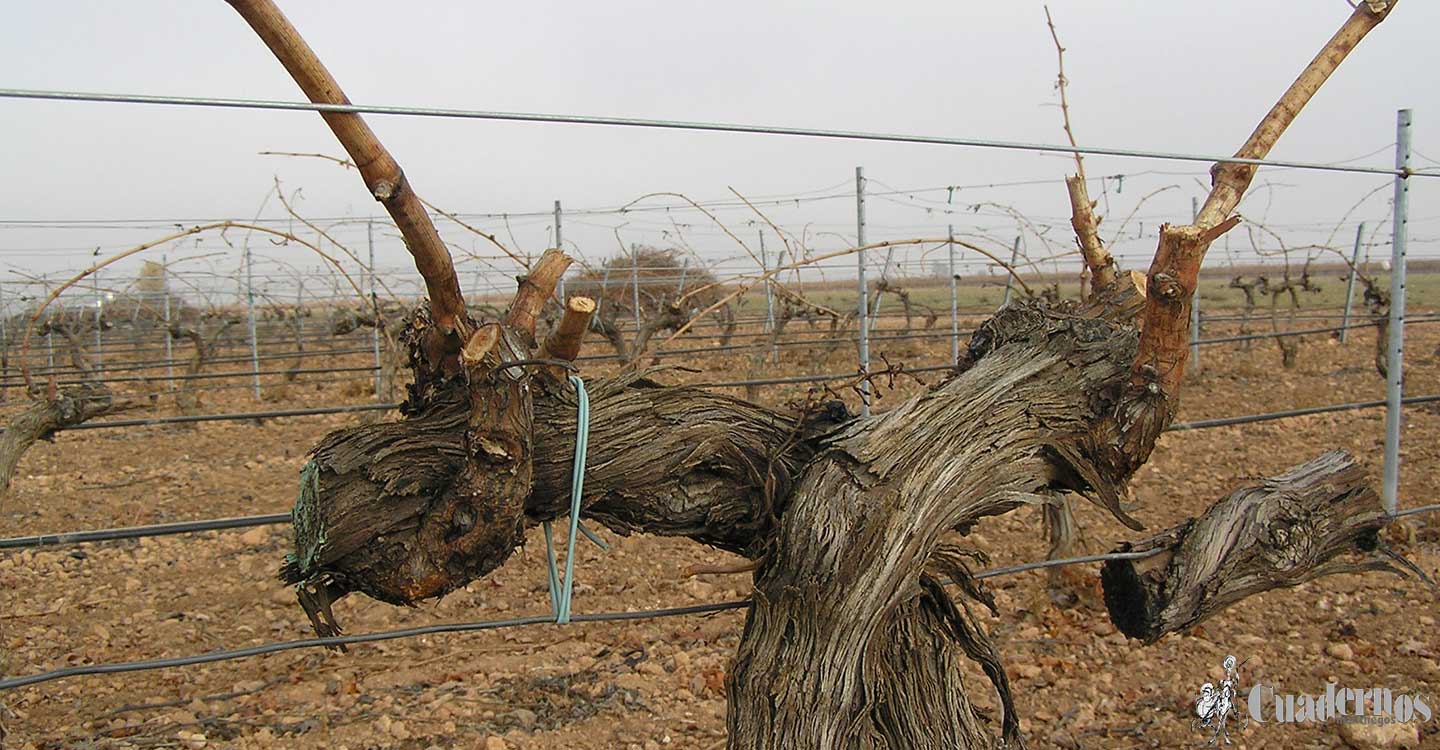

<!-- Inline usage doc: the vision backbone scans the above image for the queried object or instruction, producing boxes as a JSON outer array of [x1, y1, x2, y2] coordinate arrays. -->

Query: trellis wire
[[8, 314, 1439, 418], [9, 517, 1440, 694], [7, 315, 1439, 392], [0, 88, 1429, 178], [0, 514, 292, 550], [6, 391, 1439, 551], [0, 80, 1430, 706]]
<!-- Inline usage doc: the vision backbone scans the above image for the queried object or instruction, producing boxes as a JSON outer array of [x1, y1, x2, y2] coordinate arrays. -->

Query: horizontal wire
[[7, 514, 1436, 693], [0, 514, 292, 550], [0, 88, 1425, 179], [8, 315, 1433, 404], [7, 391, 1439, 550], [1167, 394, 1440, 431], [0, 601, 751, 691], [56, 403, 393, 430], [6, 306, 1430, 378], [8, 364, 380, 389], [973, 550, 1161, 579]]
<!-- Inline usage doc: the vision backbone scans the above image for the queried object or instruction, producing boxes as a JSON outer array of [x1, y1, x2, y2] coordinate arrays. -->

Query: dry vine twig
[[227, 0, 470, 353], [18, 221, 361, 391], [1045, 5, 1117, 294], [1127, 1, 1397, 411]]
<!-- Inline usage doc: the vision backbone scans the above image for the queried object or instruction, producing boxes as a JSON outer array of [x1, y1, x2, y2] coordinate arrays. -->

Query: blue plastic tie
[[542, 375, 605, 624]]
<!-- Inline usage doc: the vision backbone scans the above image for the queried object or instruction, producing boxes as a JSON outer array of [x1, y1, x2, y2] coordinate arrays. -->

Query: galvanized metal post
[[295, 276, 305, 353], [1339, 222, 1365, 344], [770, 261, 781, 363], [43, 273, 53, 373], [869, 289, 884, 332], [555, 200, 566, 302], [368, 221, 382, 397], [554, 200, 563, 251], [597, 266, 612, 316], [1382, 109, 1412, 516], [1189, 197, 1202, 376], [1001, 236, 1020, 308], [631, 246, 643, 335], [870, 245, 897, 334], [855, 166, 871, 417], [677, 258, 690, 294], [948, 225, 959, 365], [162, 255, 174, 390], [0, 279, 8, 387], [760, 229, 774, 337], [93, 266, 103, 373], [245, 245, 261, 400]]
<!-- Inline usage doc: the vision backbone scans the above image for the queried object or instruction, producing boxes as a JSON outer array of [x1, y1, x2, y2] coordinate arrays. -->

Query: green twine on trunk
[[543, 375, 606, 624]]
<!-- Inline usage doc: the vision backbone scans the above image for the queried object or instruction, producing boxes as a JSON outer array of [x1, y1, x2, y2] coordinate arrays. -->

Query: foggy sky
[[1, 1, 1436, 302]]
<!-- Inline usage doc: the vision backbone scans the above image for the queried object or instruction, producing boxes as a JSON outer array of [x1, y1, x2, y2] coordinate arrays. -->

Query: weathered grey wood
[[1043, 496, 1084, 598], [281, 364, 830, 618], [224, 3, 1402, 746], [529, 371, 835, 555], [275, 298, 1417, 748], [724, 304, 1144, 750], [1100, 450, 1414, 643], [281, 308, 541, 635]]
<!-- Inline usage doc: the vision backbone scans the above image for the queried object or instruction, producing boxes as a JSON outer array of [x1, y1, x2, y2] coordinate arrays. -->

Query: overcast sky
[[1, 1, 1436, 304]]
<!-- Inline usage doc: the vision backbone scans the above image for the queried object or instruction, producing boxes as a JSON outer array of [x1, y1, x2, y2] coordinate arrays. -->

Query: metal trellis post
[[42, 273, 53, 373], [295, 277, 305, 356], [1190, 196, 1202, 376], [597, 266, 611, 316], [1339, 222, 1365, 344], [162, 255, 174, 390], [0, 279, 8, 390], [760, 230, 775, 362], [1001, 236, 1020, 308], [631, 245, 642, 334], [555, 200, 565, 301], [245, 245, 261, 400], [93, 266, 103, 373], [1382, 109, 1412, 516], [948, 224, 959, 365], [369, 221, 382, 398], [770, 249, 783, 365], [855, 166, 871, 417]]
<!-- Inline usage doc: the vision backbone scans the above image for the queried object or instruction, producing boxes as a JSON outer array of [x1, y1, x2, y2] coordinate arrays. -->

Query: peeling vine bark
[[224, 2, 1407, 748], [1101, 450, 1415, 643]]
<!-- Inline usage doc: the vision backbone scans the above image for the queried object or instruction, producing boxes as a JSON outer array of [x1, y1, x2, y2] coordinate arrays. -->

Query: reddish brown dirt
[[2, 312, 1438, 749]]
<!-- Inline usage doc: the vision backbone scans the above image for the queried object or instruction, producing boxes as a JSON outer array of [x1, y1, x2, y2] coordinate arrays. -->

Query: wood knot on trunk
[[279, 301, 538, 638], [371, 178, 397, 201], [1100, 451, 1416, 643], [1150, 272, 1184, 301]]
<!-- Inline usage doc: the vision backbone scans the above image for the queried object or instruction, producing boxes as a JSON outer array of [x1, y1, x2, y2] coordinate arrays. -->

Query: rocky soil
[[2, 311, 1437, 749]]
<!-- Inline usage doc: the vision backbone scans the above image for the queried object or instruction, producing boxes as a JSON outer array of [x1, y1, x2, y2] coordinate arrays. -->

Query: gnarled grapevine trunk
[[224, 1, 1404, 748], [729, 305, 1138, 749], [280, 252, 571, 635]]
